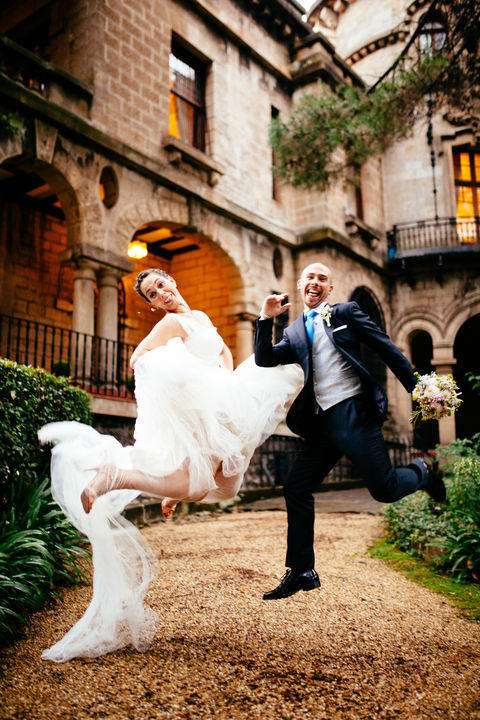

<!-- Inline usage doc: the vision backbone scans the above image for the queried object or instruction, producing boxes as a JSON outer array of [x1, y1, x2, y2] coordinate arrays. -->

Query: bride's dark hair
[[134, 268, 170, 302]]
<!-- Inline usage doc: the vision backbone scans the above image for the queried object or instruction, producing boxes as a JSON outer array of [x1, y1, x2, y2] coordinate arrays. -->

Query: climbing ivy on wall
[[0, 111, 23, 140], [269, 55, 447, 190], [270, 0, 479, 191]]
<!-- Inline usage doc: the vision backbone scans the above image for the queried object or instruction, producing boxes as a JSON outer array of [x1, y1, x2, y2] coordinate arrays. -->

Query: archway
[[0, 157, 75, 325], [410, 330, 439, 450], [349, 285, 386, 388], [454, 315, 480, 439], [122, 222, 244, 363]]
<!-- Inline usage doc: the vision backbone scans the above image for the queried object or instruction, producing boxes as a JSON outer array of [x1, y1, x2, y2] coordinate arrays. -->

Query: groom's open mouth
[[306, 290, 320, 300]]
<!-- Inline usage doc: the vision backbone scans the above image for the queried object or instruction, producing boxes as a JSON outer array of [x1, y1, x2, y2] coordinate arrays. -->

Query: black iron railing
[[259, 434, 417, 488], [0, 315, 135, 400], [387, 217, 480, 257]]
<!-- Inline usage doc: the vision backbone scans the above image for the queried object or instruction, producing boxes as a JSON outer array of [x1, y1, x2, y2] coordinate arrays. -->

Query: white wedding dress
[[39, 311, 302, 662]]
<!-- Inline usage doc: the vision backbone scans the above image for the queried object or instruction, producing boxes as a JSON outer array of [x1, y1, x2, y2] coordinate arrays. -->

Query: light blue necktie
[[305, 310, 318, 345]]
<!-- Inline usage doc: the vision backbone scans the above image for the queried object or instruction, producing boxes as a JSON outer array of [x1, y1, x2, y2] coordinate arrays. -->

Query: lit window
[[169, 41, 206, 151], [453, 148, 480, 243]]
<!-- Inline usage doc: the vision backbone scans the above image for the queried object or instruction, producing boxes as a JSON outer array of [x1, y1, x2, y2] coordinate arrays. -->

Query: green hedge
[[0, 359, 92, 643], [0, 359, 92, 505]]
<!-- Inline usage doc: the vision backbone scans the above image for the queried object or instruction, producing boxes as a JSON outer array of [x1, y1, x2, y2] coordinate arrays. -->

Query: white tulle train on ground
[[39, 312, 303, 662]]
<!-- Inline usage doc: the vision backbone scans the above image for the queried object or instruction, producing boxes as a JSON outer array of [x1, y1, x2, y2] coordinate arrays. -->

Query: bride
[[39, 268, 302, 662]]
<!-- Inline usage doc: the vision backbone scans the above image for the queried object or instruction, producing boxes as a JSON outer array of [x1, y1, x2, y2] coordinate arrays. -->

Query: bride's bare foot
[[81, 464, 117, 514], [161, 497, 178, 520]]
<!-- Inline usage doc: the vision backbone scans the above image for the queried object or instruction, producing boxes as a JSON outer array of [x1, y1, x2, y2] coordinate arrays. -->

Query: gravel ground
[[1, 510, 479, 720]]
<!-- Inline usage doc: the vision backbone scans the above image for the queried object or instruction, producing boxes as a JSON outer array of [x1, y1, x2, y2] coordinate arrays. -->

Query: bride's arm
[[219, 343, 234, 371], [130, 315, 186, 368]]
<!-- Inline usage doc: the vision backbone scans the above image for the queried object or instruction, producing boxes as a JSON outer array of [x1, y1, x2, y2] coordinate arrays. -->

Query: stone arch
[[0, 142, 81, 323], [453, 313, 480, 439], [392, 311, 444, 358], [0, 121, 106, 251], [349, 285, 386, 387], [441, 294, 480, 348], [115, 197, 257, 309], [350, 285, 385, 330], [115, 197, 258, 363]]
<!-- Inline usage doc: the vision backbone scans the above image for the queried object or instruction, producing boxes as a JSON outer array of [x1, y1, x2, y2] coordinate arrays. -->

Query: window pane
[[169, 52, 202, 105], [474, 153, 480, 183], [454, 152, 472, 182], [456, 186, 474, 217], [169, 92, 195, 146]]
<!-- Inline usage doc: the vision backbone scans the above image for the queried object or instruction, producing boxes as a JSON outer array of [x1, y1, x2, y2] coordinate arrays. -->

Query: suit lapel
[[287, 314, 311, 378], [289, 314, 308, 348]]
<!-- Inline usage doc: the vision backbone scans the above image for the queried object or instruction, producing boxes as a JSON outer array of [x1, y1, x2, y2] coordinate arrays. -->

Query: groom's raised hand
[[261, 293, 292, 318]]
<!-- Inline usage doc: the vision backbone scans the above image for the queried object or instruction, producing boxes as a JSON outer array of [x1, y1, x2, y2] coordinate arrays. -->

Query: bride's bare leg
[[200, 464, 242, 503], [161, 486, 212, 519], [81, 464, 191, 514]]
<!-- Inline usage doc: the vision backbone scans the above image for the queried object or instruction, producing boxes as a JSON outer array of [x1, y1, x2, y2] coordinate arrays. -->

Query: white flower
[[318, 306, 332, 327], [411, 372, 462, 426]]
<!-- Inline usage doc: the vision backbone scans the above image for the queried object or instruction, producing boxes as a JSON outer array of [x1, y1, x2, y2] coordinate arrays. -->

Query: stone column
[[71, 262, 96, 384], [72, 262, 96, 335], [97, 269, 120, 391], [97, 270, 119, 341], [431, 348, 457, 445], [235, 313, 256, 363]]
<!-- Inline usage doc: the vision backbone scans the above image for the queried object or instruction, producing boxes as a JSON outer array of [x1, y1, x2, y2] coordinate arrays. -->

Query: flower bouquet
[[411, 371, 462, 426]]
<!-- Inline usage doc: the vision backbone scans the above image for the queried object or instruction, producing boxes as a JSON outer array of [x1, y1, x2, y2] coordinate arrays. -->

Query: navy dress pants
[[284, 394, 426, 571]]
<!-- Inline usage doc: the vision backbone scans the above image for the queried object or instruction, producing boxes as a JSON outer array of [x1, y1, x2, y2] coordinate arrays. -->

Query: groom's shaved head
[[300, 262, 332, 283]]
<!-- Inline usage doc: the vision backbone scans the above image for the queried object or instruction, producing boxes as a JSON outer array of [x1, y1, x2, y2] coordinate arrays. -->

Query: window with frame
[[169, 41, 206, 152], [418, 13, 446, 56], [453, 147, 480, 243]]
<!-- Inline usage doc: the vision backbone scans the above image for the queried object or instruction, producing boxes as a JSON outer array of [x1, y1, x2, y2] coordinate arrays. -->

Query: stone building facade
[[0, 0, 478, 459]]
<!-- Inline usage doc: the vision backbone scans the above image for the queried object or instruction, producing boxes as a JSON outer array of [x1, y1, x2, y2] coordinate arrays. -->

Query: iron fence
[[0, 315, 135, 400], [387, 217, 480, 256], [258, 434, 417, 488]]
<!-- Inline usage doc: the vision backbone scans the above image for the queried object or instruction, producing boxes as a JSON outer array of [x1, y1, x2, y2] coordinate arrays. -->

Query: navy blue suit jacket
[[254, 302, 416, 438]]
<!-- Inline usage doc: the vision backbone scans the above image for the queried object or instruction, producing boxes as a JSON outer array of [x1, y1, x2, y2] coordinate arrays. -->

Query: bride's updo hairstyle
[[134, 268, 170, 302]]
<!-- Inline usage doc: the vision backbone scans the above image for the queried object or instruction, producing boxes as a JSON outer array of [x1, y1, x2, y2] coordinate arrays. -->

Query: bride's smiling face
[[140, 273, 182, 312]]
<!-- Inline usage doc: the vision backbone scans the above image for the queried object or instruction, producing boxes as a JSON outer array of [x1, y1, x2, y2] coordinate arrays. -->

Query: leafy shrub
[[0, 359, 92, 506], [436, 457, 480, 582], [0, 474, 89, 643], [0, 359, 92, 643], [383, 436, 480, 583], [51, 359, 71, 377]]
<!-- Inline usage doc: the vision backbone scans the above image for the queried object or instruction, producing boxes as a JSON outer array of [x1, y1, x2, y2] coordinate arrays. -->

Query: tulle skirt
[[38, 342, 303, 661]]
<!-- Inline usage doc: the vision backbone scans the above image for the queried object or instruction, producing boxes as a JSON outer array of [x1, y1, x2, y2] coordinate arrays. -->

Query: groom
[[254, 261, 446, 600]]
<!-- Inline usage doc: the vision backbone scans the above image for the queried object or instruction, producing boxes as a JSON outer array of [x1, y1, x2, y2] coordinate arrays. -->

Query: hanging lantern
[[127, 239, 148, 259]]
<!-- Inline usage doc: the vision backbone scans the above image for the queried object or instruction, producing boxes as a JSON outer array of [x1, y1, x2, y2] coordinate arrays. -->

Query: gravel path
[[1, 510, 479, 720]]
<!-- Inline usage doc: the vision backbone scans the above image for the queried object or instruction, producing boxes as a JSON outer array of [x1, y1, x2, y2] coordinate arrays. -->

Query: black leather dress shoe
[[409, 457, 447, 503], [425, 465, 447, 503], [263, 569, 321, 600]]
